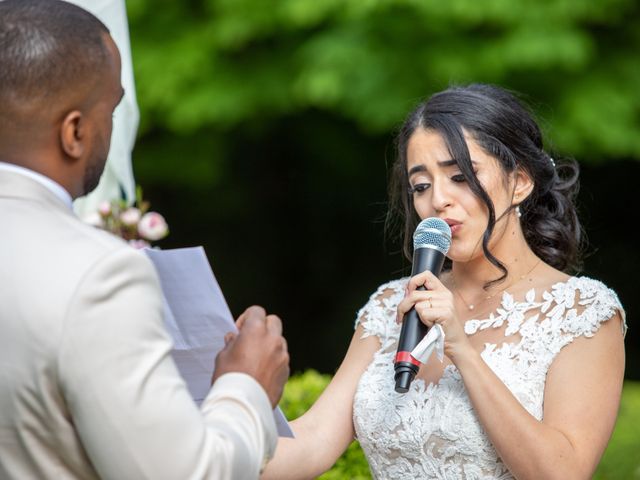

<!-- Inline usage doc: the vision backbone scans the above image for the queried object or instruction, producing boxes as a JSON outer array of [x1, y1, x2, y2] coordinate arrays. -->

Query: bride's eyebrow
[[440, 159, 479, 168], [439, 159, 457, 167], [408, 159, 477, 176], [408, 159, 456, 176], [407, 164, 427, 176]]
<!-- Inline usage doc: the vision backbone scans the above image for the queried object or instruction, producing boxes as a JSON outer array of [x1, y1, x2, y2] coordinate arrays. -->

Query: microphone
[[394, 217, 451, 393]]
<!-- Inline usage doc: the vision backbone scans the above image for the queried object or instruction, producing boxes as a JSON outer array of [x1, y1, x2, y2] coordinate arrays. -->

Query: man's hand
[[212, 306, 290, 407]]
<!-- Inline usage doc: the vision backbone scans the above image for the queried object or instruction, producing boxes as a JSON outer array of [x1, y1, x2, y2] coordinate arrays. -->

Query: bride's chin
[[446, 250, 465, 263], [447, 246, 481, 265], [446, 241, 464, 258]]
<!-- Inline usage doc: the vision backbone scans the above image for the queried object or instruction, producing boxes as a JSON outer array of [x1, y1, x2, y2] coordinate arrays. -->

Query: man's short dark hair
[[0, 0, 110, 106]]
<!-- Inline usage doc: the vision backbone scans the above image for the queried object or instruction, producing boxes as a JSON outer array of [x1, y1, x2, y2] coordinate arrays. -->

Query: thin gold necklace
[[451, 259, 541, 311]]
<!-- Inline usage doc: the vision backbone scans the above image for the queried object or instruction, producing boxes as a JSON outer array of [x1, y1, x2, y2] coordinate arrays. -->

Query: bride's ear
[[511, 168, 534, 205]]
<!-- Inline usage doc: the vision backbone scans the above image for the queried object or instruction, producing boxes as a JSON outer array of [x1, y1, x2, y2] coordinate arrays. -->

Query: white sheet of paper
[[144, 246, 293, 437]]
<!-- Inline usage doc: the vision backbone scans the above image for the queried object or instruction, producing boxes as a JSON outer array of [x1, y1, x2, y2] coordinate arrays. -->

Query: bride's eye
[[408, 183, 430, 195], [451, 174, 466, 183]]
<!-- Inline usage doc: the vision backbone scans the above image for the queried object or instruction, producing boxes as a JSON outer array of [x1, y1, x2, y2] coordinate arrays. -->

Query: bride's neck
[[450, 232, 538, 292]]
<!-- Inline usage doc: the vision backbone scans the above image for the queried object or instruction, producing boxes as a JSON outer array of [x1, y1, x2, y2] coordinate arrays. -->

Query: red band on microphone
[[395, 351, 421, 367]]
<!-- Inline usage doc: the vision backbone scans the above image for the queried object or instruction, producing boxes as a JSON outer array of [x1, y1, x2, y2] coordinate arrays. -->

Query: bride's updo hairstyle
[[388, 84, 584, 283]]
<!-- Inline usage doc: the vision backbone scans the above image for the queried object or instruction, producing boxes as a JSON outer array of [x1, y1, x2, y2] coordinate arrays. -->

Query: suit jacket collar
[[0, 169, 75, 217]]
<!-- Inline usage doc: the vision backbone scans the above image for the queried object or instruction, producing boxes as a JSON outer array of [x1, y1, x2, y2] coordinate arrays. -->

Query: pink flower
[[81, 188, 169, 246], [120, 207, 141, 226], [128, 239, 151, 249], [82, 212, 104, 228], [98, 201, 112, 217], [137, 212, 169, 241]]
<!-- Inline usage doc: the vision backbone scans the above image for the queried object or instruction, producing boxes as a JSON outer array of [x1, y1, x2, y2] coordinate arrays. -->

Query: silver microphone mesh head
[[413, 217, 452, 254]]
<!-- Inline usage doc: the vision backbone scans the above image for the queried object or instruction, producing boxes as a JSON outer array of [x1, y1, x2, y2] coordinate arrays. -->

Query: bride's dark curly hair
[[387, 84, 585, 284]]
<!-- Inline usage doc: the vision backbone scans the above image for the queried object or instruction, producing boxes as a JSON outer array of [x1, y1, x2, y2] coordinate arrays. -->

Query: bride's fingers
[[415, 301, 435, 327], [415, 303, 452, 328], [420, 271, 446, 291], [406, 272, 429, 292], [407, 270, 447, 293], [397, 295, 447, 324], [405, 290, 437, 304], [397, 292, 437, 322]]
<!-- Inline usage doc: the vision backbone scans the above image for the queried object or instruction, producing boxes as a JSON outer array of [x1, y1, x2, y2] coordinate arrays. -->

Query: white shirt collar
[[0, 161, 73, 210]]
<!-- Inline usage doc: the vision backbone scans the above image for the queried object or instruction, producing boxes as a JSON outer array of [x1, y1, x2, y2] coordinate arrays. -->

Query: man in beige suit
[[0, 1, 289, 478]]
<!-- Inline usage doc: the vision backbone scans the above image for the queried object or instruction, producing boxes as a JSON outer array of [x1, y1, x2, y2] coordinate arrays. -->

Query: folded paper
[[144, 246, 293, 437]]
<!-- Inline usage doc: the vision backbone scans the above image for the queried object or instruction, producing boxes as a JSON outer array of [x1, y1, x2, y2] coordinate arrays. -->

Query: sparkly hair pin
[[549, 156, 556, 167]]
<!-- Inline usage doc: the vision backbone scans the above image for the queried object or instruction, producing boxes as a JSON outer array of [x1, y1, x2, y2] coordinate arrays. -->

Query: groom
[[0, 1, 289, 479]]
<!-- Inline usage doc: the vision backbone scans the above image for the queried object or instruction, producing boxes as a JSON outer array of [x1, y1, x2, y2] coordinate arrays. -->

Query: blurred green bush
[[280, 371, 640, 479], [279, 370, 371, 479], [594, 381, 640, 479]]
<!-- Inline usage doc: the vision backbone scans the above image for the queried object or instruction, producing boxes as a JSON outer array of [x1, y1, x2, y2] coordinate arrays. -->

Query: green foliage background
[[281, 371, 640, 478], [128, 0, 640, 171]]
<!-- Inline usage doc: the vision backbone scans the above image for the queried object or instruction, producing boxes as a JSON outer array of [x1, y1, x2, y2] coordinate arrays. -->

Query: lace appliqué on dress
[[352, 276, 625, 479]]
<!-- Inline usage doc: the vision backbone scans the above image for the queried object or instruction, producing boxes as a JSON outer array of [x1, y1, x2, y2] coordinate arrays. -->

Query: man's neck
[[0, 161, 74, 210]]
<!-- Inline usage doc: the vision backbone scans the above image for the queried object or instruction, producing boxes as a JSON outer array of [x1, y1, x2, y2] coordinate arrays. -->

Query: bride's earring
[[515, 205, 522, 218]]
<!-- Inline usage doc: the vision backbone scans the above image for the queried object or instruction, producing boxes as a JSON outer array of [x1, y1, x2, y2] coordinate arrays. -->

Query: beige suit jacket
[[0, 170, 277, 479]]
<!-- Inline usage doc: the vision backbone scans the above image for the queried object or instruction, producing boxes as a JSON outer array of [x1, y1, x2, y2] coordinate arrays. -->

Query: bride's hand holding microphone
[[397, 270, 473, 362]]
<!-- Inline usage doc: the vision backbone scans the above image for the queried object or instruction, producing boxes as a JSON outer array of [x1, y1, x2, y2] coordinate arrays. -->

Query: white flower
[[137, 212, 169, 241], [120, 207, 141, 226], [98, 200, 112, 216], [82, 212, 104, 227]]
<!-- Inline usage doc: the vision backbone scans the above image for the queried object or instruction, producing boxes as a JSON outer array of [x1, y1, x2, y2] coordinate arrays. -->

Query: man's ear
[[512, 168, 534, 205], [60, 110, 84, 160]]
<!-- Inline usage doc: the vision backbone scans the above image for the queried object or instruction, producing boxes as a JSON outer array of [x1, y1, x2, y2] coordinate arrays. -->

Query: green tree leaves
[[128, 0, 640, 160]]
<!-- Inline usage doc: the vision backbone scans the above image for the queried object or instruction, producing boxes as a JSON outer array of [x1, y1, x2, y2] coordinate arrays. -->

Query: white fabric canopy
[[68, 0, 139, 217]]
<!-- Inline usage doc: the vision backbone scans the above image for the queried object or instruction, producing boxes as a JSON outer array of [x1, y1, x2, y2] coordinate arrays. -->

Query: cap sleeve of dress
[[354, 278, 408, 347], [560, 277, 627, 340]]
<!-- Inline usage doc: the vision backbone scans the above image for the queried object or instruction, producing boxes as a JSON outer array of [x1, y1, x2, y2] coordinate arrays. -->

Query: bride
[[262, 84, 626, 479]]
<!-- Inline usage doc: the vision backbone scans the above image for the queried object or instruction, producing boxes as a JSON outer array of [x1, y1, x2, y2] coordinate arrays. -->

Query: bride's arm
[[261, 324, 379, 480], [453, 314, 624, 479]]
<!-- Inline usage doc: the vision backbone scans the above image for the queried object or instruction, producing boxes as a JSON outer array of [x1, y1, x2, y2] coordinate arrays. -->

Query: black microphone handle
[[394, 246, 445, 393]]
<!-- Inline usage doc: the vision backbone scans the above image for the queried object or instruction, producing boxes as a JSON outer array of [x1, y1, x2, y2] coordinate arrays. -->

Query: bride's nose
[[431, 180, 453, 212]]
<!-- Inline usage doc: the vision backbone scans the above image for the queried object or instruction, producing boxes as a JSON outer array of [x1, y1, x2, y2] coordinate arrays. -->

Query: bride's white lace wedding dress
[[353, 276, 625, 479]]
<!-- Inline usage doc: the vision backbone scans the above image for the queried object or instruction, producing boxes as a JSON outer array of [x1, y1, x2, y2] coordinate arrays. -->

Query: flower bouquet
[[82, 187, 169, 248]]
